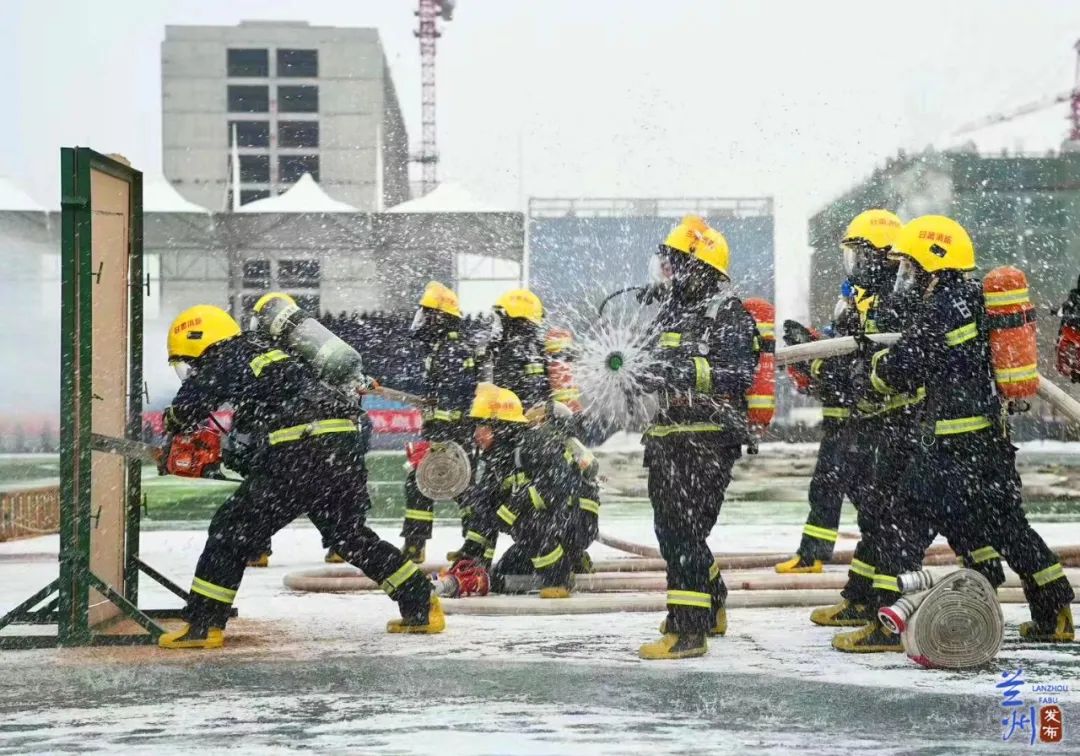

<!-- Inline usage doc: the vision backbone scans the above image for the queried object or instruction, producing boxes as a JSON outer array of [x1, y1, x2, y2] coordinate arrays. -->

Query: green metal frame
[[0, 148, 189, 649]]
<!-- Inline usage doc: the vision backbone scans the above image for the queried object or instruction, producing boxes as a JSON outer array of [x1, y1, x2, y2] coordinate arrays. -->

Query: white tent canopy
[[388, 181, 508, 213], [144, 176, 209, 213], [0, 176, 44, 212], [238, 173, 358, 213]]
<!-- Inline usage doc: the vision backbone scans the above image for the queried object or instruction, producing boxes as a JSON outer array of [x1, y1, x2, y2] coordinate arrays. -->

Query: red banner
[[368, 409, 422, 434]]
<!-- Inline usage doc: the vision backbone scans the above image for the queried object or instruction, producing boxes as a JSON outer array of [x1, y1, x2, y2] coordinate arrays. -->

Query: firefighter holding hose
[[833, 215, 1074, 651], [157, 304, 443, 649], [399, 281, 480, 564], [635, 217, 759, 660]]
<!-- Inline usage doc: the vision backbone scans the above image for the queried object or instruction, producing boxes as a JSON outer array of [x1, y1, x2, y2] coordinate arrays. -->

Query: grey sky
[[3, 0, 1079, 320]]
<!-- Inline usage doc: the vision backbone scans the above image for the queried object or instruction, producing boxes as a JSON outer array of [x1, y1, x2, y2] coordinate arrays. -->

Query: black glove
[[636, 284, 667, 306], [782, 319, 816, 347]]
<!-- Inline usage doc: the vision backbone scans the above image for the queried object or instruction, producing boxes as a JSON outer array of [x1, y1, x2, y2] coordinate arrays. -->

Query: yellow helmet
[[468, 382, 527, 423], [692, 227, 731, 277], [495, 288, 544, 325], [253, 291, 297, 315], [842, 209, 903, 251], [661, 215, 710, 255], [418, 281, 462, 318], [168, 305, 241, 362], [891, 215, 976, 273]]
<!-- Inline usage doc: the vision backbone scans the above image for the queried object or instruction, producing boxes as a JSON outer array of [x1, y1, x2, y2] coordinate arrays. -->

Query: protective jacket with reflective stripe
[[869, 273, 1002, 434], [487, 328, 551, 410], [419, 330, 479, 440], [643, 288, 757, 444], [166, 334, 360, 444]]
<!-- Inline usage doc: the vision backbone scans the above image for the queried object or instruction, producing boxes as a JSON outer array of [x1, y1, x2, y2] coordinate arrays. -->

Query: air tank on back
[[252, 296, 369, 391]]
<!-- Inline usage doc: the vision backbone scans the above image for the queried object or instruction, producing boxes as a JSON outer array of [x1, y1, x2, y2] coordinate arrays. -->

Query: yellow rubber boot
[[539, 586, 571, 599], [775, 555, 823, 574], [832, 621, 903, 653], [247, 553, 270, 568], [158, 624, 224, 650], [387, 595, 446, 634], [1019, 606, 1075, 643], [810, 600, 873, 627], [660, 606, 727, 637], [639, 633, 707, 660], [324, 549, 345, 564]]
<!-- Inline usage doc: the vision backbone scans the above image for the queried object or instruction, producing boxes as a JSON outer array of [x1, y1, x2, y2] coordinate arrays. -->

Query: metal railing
[[0, 487, 60, 542]]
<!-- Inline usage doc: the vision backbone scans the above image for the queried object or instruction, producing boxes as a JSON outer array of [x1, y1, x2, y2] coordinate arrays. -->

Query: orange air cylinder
[[742, 298, 776, 428], [983, 266, 1038, 400], [544, 327, 583, 413]]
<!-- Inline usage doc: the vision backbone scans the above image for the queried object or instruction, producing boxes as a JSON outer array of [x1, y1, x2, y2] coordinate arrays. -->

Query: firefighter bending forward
[[158, 305, 443, 649], [638, 218, 759, 660]]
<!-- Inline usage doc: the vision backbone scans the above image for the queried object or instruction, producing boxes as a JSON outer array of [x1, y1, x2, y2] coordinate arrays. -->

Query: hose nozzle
[[605, 351, 624, 372]]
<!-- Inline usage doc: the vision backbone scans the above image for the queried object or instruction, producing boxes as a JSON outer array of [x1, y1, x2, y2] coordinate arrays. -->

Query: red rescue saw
[[91, 428, 227, 480]]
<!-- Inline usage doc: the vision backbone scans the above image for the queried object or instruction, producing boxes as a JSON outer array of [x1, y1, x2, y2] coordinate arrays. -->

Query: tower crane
[[953, 38, 1080, 146], [412, 0, 455, 195]]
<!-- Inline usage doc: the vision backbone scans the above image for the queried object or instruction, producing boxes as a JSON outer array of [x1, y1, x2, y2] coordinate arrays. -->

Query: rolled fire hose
[[776, 334, 1080, 425], [879, 568, 1004, 669], [415, 441, 472, 500]]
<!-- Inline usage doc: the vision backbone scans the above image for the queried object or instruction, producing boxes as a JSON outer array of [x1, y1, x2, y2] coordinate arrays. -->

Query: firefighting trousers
[[184, 435, 431, 628], [798, 422, 855, 562], [874, 433, 1074, 623], [489, 493, 573, 591], [491, 495, 600, 590], [647, 438, 740, 635], [839, 418, 917, 604]]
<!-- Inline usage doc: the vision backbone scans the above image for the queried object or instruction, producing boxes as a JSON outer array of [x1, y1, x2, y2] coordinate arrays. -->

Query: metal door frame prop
[[0, 148, 189, 649]]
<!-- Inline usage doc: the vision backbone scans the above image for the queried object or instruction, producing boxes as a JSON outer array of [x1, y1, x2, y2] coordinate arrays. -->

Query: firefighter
[[399, 282, 479, 563], [446, 384, 594, 597], [1057, 275, 1080, 382], [775, 289, 862, 574], [157, 305, 442, 649], [486, 288, 551, 412], [833, 215, 1074, 651], [636, 218, 759, 660]]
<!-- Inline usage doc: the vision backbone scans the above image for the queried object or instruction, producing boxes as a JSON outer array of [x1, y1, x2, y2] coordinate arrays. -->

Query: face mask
[[648, 252, 673, 286], [488, 309, 506, 343], [172, 361, 193, 382], [247, 314, 259, 332], [409, 307, 427, 336], [892, 257, 920, 294]]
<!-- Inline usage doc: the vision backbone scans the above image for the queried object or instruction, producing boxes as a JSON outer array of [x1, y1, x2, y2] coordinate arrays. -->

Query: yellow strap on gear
[[995, 364, 1038, 384], [497, 505, 518, 526], [462, 357, 475, 368], [190, 577, 237, 604], [528, 486, 546, 510], [934, 415, 992, 436], [552, 387, 582, 402], [747, 395, 775, 410], [810, 358, 825, 378], [822, 407, 851, 420], [850, 559, 876, 579], [869, 348, 895, 395], [984, 287, 1030, 307], [855, 386, 926, 418], [757, 321, 775, 339], [483, 547, 496, 560], [692, 356, 712, 394], [501, 471, 529, 490], [1033, 563, 1066, 586], [466, 530, 490, 546], [666, 589, 712, 609], [944, 321, 978, 347], [970, 546, 1000, 563], [404, 508, 434, 522], [524, 362, 545, 376], [531, 544, 564, 569], [864, 318, 880, 334], [802, 524, 838, 543], [659, 332, 682, 348], [268, 418, 358, 446], [578, 497, 600, 515], [249, 349, 290, 378], [545, 336, 572, 353], [873, 573, 900, 593], [708, 562, 721, 581], [645, 422, 724, 438], [427, 409, 463, 422], [380, 560, 420, 595]]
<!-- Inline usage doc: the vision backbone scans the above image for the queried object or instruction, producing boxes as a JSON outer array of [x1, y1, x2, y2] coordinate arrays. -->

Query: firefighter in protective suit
[[451, 288, 553, 563], [446, 384, 597, 597], [833, 215, 1075, 652], [157, 305, 443, 649], [775, 287, 863, 574], [637, 218, 759, 660], [399, 282, 479, 563]]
